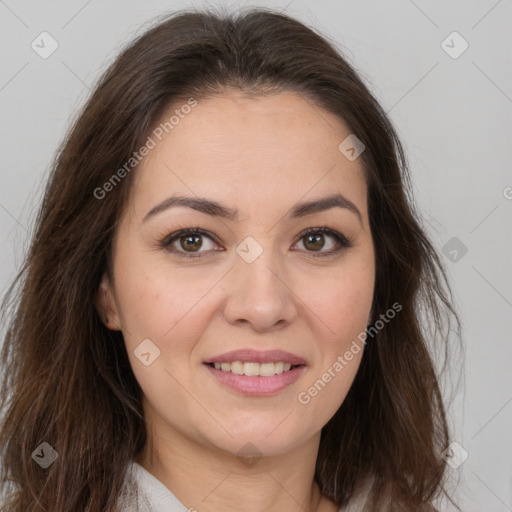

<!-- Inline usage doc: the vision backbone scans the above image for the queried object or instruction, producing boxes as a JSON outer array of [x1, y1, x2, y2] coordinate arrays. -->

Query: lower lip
[[203, 363, 307, 396]]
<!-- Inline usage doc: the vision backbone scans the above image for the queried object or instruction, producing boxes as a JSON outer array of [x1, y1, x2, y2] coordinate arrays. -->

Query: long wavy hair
[[0, 7, 462, 511]]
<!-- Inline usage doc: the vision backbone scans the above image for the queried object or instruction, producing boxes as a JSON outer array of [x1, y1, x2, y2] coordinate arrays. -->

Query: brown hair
[[0, 6, 462, 511]]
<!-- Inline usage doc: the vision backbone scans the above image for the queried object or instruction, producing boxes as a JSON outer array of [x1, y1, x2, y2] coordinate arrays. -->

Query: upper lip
[[204, 349, 307, 366]]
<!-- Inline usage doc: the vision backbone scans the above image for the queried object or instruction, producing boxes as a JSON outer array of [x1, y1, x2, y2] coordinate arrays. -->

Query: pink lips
[[203, 349, 307, 366], [204, 363, 307, 396], [203, 349, 308, 396]]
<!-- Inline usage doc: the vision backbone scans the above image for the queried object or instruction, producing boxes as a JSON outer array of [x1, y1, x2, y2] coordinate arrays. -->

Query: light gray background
[[0, 1, 511, 510]]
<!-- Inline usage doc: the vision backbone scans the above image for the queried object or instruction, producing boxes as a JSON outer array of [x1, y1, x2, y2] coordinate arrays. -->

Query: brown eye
[[161, 228, 220, 259], [303, 233, 325, 251], [294, 227, 353, 257], [179, 234, 203, 252]]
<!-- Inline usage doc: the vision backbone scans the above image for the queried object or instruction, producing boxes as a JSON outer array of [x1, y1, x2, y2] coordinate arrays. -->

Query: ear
[[95, 272, 122, 330]]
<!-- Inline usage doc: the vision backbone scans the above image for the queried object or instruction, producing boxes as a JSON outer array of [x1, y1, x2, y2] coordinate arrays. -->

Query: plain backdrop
[[0, 1, 511, 510]]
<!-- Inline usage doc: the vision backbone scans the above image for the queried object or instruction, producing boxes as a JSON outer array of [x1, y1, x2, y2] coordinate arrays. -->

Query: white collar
[[119, 461, 189, 512]]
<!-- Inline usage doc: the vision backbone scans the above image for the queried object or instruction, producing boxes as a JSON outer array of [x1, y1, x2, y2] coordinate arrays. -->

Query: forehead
[[128, 91, 368, 222]]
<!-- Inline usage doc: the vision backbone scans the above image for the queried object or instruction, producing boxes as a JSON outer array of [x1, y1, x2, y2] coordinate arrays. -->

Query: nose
[[222, 249, 299, 332]]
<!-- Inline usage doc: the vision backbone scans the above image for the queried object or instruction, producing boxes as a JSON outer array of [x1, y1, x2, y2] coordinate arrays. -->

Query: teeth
[[212, 361, 294, 376], [244, 362, 261, 376], [231, 361, 243, 375]]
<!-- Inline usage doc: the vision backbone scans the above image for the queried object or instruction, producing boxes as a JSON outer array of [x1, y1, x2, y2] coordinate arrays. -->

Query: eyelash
[[159, 226, 353, 260]]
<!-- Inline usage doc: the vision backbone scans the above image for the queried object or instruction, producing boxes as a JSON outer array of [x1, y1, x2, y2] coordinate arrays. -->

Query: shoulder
[[116, 462, 140, 512], [335, 476, 439, 512], [334, 476, 373, 512], [115, 461, 153, 512], [117, 461, 191, 512]]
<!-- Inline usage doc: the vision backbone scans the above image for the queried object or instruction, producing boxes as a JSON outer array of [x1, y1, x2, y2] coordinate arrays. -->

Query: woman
[[0, 7, 462, 511]]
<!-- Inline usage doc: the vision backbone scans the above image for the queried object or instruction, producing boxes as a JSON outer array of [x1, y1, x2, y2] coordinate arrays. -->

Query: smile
[[207, 361, 300, 376], [203, 362, 307, 396]]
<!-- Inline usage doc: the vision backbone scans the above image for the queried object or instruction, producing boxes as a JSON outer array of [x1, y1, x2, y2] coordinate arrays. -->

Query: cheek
[[305, 262, 374, 344], [114, 258, 216, 360], [296, 272, 372, 427]]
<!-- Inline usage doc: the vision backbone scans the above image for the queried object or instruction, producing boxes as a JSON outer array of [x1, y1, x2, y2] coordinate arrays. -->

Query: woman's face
[[100, 91, 375, 458]]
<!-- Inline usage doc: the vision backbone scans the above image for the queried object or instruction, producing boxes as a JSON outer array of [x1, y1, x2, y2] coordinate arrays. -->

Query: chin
[[206, 422, 309, 458]]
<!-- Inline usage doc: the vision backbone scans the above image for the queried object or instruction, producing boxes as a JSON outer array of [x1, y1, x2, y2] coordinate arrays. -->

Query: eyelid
[[293, 226, 353, 257], [159, 227, 220, 258], [159, 226, 353, 259]]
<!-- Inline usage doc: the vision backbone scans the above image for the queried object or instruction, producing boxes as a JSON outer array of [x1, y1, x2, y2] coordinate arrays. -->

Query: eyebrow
[[142, 193, 362, 225]]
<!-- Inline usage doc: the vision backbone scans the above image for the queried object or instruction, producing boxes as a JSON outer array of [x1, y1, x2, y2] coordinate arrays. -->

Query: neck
[[135, 413, 337, 512]]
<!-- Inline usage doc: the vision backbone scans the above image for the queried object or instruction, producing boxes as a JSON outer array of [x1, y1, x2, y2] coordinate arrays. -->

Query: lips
[[204, 362, 307, 396], [203, 349, 307, 366], [202, 349, 308, 396]]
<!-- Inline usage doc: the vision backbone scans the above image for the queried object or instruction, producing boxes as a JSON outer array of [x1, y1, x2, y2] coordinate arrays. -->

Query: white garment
[[117, 460, 371, 512], [117, 461, 189, 512]]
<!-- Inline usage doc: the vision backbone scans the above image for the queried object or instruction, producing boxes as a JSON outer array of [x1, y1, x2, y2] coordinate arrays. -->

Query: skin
[[97, 91, 375, 512]]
